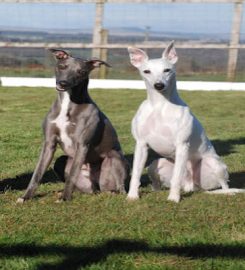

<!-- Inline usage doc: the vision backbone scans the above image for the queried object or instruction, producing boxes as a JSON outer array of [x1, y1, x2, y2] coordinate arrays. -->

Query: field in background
[[1, 47, 245, 82], [0, 87, 245, 269]]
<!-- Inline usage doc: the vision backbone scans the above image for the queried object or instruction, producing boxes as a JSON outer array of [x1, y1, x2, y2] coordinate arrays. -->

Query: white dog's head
[[128, 41, 178, 93]]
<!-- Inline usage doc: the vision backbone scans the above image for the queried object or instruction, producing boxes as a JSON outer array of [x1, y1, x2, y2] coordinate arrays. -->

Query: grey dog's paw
[[55, 199, 64, 203], [16, 197, 25, 204]]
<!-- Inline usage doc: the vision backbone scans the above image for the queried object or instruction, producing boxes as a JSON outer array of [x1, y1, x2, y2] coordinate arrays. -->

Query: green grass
[[0, 87, 245, 270], [1, 66, 245, 82]]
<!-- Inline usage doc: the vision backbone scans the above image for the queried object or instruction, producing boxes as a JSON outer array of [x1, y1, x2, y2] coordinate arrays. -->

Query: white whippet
[[127, 41, 244, 203]]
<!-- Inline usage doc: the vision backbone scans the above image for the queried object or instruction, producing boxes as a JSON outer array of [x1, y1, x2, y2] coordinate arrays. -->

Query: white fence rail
[[1, 77, 245, 91]]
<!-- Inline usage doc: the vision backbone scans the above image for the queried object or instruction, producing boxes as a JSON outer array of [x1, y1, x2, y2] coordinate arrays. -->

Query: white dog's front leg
[[168, 143, 189, 203], [127, 141, 148, 200]]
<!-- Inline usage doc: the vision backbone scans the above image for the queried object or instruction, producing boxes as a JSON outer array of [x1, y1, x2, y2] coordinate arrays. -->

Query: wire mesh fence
[[0, 1, 244, 81]]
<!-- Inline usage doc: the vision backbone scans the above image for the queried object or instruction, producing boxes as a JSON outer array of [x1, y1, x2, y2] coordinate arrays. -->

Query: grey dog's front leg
[[61, 144, 88, 201], [17, 141, 56, 202]]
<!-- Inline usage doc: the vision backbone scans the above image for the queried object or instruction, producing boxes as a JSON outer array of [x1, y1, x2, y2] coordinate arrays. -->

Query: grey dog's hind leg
[[99, 150, 128, 193], [54, 155, 96, 193], [54, 152, 129, 194]]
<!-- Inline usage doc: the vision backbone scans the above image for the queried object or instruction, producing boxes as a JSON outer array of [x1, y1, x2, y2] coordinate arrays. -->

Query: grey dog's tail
[[206, 188, 245, 195]]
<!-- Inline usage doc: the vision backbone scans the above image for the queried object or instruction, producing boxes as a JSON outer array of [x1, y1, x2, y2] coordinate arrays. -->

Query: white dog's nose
[[154, 82, 165, 91]]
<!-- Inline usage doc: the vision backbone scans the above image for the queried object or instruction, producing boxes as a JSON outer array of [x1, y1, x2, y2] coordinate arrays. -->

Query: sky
[[0, 3, 244, 38]]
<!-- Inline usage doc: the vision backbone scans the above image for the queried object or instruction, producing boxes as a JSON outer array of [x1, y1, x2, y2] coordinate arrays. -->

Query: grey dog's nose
[[59, 80, 69, 87], [154, 82, 165, 91]]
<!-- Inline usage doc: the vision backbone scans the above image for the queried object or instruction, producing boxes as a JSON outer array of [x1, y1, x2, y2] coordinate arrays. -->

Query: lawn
[[0, 86, 245, 270]]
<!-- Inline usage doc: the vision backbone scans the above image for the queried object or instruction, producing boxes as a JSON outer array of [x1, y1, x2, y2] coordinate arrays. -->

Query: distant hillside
[[0, 26, 232, 43]]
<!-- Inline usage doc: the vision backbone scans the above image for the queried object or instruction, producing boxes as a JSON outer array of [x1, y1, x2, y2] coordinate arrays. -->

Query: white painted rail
[[1, 77, 245, 91]]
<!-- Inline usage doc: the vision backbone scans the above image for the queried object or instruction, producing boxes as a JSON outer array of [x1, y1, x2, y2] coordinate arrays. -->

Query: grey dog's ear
[[128, 47, 148, 68], [86, 59, 111, 69], [162, 41, 178, 64], [49, 48, 71, 60]]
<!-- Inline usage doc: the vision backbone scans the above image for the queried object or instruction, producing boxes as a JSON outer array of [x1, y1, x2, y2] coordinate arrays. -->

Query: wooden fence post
[[227, 0, 243, 81], [99, 29, 108, 79], [92, 0, 105, 59]]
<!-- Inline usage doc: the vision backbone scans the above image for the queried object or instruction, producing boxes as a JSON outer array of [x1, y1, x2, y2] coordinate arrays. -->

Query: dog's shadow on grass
[[0, 169, 60, 193], [212, 137, 245, 157], [0, 239, 244, 270], [212, 137, 245, 188], [229, 171, 245, 189]]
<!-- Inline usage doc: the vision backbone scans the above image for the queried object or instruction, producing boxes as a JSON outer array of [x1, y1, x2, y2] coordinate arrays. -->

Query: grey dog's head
[[49, 49, 111, 92], [128, 41, 178, 93]]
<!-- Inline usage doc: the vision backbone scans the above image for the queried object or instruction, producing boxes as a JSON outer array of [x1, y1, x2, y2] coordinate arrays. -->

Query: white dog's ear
[[128, 47, 148, 68], [162, 41, 178, 64]]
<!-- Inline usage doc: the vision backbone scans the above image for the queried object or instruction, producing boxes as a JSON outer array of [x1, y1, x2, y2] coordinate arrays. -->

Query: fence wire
[[0, 2, 244, 80]]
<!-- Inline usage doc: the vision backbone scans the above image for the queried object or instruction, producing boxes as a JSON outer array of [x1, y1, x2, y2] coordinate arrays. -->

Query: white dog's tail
[[206, 188, 245, 195]]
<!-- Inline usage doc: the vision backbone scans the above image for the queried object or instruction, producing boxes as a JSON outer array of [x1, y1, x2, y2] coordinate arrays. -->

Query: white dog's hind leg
[[148, 158, 196, 193], [198, 155, 245, 194], [148, 158, 174, 191], [199, 155, 229, 191]]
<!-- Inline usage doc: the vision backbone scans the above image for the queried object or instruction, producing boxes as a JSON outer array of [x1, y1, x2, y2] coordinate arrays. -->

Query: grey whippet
[[127, 41, 244, 203], [17, 49, 128, 203]]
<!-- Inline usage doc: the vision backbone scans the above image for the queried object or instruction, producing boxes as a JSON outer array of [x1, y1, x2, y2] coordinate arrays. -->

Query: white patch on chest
[[52, 93, 73, 149], [134, 104, 177, 158]]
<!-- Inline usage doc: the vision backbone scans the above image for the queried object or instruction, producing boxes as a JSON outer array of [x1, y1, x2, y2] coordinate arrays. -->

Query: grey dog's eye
[[164, 68, 171, 73], [143, 70, 151, 74], [58, 64, 67, 70], [78, 70, 87, 76]]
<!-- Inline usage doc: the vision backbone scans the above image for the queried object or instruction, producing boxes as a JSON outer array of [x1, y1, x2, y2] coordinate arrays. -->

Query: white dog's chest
[[145, 119, 177, 157], [133, 104, 180, 157]]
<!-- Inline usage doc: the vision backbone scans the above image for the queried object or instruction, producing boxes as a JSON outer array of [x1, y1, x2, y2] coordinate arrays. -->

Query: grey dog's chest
[[49, 93, 111, 161], [51, 93, 74, 155]]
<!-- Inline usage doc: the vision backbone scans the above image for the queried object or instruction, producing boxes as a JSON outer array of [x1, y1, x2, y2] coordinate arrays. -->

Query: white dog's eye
[[163, 68, 171, 73], [143, 70, 151, 74]]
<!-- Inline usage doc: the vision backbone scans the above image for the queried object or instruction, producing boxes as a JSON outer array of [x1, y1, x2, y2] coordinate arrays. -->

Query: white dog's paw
[[183, 182, 194, 193], [16, 197, 25, 204], [127, 193, 139, 201], [167, 192, 180, 203]]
